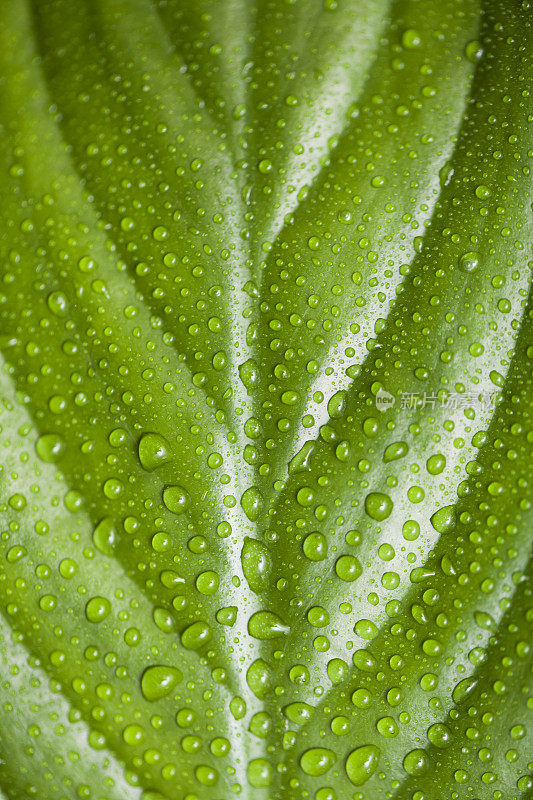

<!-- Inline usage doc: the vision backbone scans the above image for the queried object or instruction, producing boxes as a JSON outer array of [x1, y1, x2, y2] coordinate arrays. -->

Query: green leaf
[[0, 0, 531, 798]]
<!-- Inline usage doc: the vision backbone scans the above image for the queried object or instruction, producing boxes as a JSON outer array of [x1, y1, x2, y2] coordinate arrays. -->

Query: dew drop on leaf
[[345, 744, 380, 785], [92, 517, 117, 555], [247, 758, 273, 787], [299, 748, 336, 776], [241, 537, 272, 593], [85, 596, 111, 623], [365, 491, 393, 521], [403, 748, 429, 776], [430, 505, 456, 533], [138, 432, 171, 470], [35, 433, 65, 463], [248, 610, 289, 640], [303, 532, 328, 561], [181, 620, 211, 649], [162, 484, 190, 515], [141, 665, 181, 701]]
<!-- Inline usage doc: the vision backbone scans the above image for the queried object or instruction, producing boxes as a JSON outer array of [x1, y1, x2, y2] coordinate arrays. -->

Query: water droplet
[[216, 606, 237, 626], [122, 724, 145, 745], [453, 676, 478, 703], [335, 555, 362, 582], [141, 665, 181, 701], [365, 492, 393, 521], [465, 39, 483, 63], [85, 596, 111, 623], [181, 620, 211, 649], [303, 532, 328, 561], [47, 291, 68, 317], [427, 453, 446, 474], [160, 569, 185, 589], [239, 359, 259, 392], [354, 619, 378, 640], [246, 659, 271, 699], [195, 765, 218, 786], [289, 441, 315, 474], [93, 517, 117, 555], [248, 610, 289, 640], [328, 658, 349, 684], [474, 610, 497, 632], [346, 745, 380, 785], [284, 703, 314, 725], [241, 486, 263, 522], [383, 441, 408, 462], [377, 716, 399, 737], [402, 29, 422, 48], [35, 433, 65, 463], [162, 485, 190, 515], [328, 390, 347, 418], [138, 433, 171, 470], [247, 758, 273, 787], [430, 505, 455, 534], [241, 538, 272, 593], [459, 251, 480, 273], [230, 696, 246, 719], [427, 722, 451, 748], [403, 749, 429, 776], [300, 748, 336, 776], [196, 570, 220, 595]]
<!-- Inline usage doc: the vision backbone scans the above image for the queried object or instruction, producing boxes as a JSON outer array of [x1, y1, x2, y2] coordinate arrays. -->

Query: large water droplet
[[246, 659, 271, 699], [85, 596, 111, 623], [241, 486, 263, 521], [138, 432, 171, 471], [241, 537, 272, 593], [452, 676, 478, 703], [93, 517, 117, 555], [365, 492, 393, 521], [288, 440, 315, 474], [141, 665, 181, 701], [300, 748, 336, 776], [247, 758, 273, 787], [403, 749, 429, 776], [383, 441, 408, 462], [163, 485, 190, 515], [283, 702, 314, 725], [36, 433, 65, 463], [345, 745, 380, 785], [248, 610, 289, 640], [459, 251, 480, 273], [181, 620, 211, 649], [430, 505, 455, 533], [303, 532, 328, 561]]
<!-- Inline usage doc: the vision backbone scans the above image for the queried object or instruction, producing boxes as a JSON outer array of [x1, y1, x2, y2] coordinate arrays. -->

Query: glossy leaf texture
[[0, 0, 532, 798]]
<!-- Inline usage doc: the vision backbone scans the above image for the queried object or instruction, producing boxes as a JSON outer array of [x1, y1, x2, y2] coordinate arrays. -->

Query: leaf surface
[[0, 1, 532, 798]]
